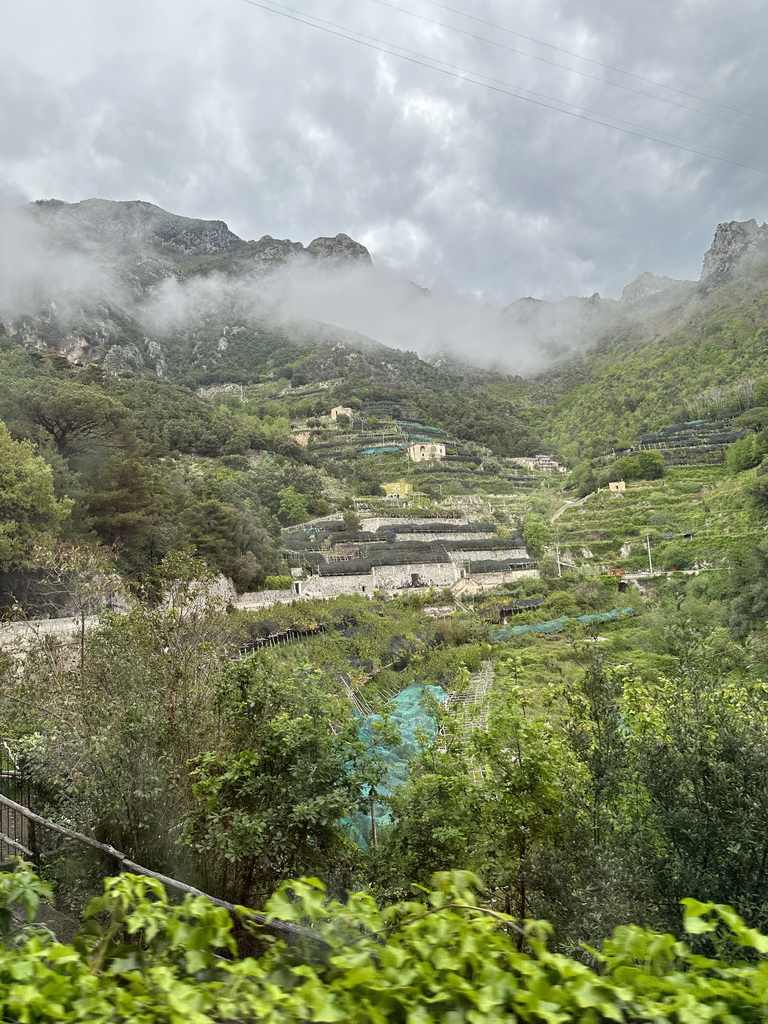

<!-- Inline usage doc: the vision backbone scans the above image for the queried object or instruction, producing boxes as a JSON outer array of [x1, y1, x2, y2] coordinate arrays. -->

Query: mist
[[0, 202, 659, 376]]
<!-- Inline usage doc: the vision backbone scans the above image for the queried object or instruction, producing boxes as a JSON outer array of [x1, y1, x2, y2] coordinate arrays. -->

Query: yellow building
[[382, 479, 414, 498]]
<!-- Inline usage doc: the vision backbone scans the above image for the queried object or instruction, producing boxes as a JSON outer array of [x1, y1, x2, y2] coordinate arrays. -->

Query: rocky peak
[[620, 271, 687, 304], [27, 198, 241, 256], [701, 218, 768, 281], [306, 233, 372, 266]]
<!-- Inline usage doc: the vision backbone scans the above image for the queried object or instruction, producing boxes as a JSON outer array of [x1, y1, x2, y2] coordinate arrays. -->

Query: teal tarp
[[345, 681, 446, 851], [360, 445, 403, 455], [492, 607, 636, 641]]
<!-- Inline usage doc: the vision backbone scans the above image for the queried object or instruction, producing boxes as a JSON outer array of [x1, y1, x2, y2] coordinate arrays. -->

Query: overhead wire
[[367, 0, 768, 137], [234, 0, 768, 175], [417, 0, 768, 126]]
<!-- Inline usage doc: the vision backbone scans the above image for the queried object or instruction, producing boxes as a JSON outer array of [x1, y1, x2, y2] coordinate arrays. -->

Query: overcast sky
[[2, 0, 767, 303]]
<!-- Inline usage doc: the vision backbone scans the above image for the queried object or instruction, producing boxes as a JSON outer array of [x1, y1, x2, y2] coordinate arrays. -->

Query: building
[[382, 479, 414, 500], [608, 480, 626, 492], [407, 441, 446, 463], [330, 405, 354, 422], [512, 455, 567, 473]]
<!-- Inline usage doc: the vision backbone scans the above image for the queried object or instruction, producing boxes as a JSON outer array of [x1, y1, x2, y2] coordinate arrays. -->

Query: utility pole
[[555, 540, 562, 577], [646, 532, 653, 574]]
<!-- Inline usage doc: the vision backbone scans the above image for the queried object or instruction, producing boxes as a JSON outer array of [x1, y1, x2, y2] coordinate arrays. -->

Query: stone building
[[330, 405, 354, 421], [407, 441, 446, 463], [513, 455, 567, 473]]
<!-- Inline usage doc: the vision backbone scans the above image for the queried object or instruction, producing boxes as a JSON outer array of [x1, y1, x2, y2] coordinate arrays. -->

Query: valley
[[3, 199, 768, 1020]]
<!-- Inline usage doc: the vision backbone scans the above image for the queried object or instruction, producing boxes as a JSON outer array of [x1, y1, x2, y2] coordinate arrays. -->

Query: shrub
[[264, 574, 292, 591]]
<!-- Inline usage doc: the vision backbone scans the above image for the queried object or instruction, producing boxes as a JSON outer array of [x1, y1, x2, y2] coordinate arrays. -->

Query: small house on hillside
[[608, 480, 626, 492], [330, 405, 354, 421], [513, 455, 567, 473], [407, 441, 446, 463], [383, 479, 414, 500]]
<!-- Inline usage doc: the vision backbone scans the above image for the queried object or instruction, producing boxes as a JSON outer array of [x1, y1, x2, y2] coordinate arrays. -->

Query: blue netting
[[492, 607, 636, 640], [345, 681, 447, 851]]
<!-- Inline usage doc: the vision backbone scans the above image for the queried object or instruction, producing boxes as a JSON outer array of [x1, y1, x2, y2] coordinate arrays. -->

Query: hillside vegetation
[[5, 201, 768, 1020]]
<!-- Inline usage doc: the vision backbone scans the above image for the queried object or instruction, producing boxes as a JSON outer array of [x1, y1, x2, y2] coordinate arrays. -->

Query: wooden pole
[[0, 792, 322, 945], [0, 830, 33, 857]]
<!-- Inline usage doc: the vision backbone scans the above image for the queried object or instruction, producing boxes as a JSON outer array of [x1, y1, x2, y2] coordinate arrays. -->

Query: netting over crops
[[344, 681, 447, 851], [492, 607, 636, 640]]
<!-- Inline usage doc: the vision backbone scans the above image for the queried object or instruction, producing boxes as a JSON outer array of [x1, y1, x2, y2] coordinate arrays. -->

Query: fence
[[0, 739, 34, 860]]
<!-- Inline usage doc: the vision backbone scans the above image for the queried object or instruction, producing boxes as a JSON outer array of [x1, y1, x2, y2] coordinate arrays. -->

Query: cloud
[[0, 0, 765, 320]]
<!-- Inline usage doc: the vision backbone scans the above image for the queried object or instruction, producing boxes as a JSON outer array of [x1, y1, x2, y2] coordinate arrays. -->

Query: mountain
[[4, 198, 768, 468], [0, 197, 696, 381]]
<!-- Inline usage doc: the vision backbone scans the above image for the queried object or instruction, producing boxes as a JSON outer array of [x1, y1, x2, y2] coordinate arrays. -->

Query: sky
[[1, 0, 767, 304]]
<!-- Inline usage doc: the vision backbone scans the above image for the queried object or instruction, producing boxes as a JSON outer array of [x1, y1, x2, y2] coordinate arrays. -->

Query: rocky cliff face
[[306, 233, 373, 266], [27, 198, 241, 256], [619, 271, 689, 304], [701, 219, 768, 281], [23, 199, 373, 271], [1, 199, 374, 369]]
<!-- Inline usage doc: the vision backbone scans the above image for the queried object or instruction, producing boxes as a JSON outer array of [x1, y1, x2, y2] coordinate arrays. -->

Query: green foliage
[[277, 485, 310, 525], [725, 433, 763, 473], [5, 868, 768, 1022], [522, 516, 552, 558], [612, 449, 665, 481], [0, 421, 68, 571], [622, 633, 768, 931], [263, 574, 292, 590], [182, 657, 360, 903], [6, 377, 132, 455], [0, 863, 52, 939]]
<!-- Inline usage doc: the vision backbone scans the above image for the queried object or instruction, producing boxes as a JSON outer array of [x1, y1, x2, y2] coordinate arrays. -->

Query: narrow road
[[551, 491, 593, 523]]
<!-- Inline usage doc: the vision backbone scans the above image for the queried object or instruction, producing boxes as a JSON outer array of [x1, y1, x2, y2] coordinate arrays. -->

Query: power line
[[235, 0, 768, 175], [417, 0, 768, 127], [368, 0, 768, 138]]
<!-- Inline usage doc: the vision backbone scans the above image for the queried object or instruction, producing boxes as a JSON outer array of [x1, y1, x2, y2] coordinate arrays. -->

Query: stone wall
[[361, 516, 471, 532], [372, 561, 458, 591], [302, 574, 376, 599], [460, 569, 540, 592], [447, 548, 526, 564], [236, 589, 304, 608]]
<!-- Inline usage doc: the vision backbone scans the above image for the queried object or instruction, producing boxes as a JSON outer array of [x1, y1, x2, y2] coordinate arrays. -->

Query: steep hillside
[[4, 199, 768, 469], [527, 223, 768, 461]]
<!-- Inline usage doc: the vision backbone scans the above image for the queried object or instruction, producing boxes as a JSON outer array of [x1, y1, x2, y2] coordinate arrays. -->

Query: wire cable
[[367, 0, 768, 137], [235, 0, 768, 175], [417, 0, 768, 126]]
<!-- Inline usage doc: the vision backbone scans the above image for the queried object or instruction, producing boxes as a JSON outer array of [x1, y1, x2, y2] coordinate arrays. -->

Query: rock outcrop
[[620, 271, 689, 305], [701, 219, 768, 281], [306, 233, 373, 266], [27, 198, 241, 256]]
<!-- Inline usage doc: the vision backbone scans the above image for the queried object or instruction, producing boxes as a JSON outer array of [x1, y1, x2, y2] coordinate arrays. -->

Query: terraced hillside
[[554, 466, 760, 571]]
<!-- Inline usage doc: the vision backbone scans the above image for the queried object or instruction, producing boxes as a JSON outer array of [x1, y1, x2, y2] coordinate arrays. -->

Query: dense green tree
[[624, 629, 768, 931], [277, 485, 310, 525], [182, 658, 360, 904], [612, 450, 665, 481], [0, 422, 68, 571], [10, 378, 132, 455], [521, 516, 552, 558]]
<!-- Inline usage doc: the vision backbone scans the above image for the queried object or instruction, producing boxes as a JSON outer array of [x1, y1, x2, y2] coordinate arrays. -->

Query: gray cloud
[[1, 0, 766, 336]]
